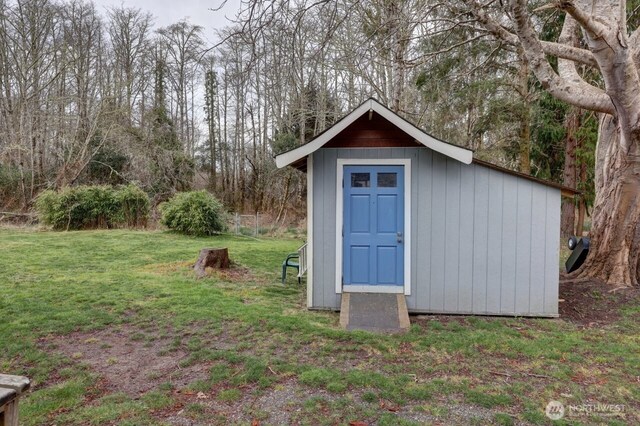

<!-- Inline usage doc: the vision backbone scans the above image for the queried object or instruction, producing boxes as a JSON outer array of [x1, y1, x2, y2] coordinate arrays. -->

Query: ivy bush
[[36, 184, 149, 230], [160, 190, 227, 236]]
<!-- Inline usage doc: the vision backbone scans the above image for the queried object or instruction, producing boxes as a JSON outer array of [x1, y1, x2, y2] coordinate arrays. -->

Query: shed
[[276, 99, 573, 318]]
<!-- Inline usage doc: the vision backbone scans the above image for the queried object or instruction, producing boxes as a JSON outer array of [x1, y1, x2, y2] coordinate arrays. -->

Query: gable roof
[[275, 98, 578, 196], [275, 98, 473, 168]]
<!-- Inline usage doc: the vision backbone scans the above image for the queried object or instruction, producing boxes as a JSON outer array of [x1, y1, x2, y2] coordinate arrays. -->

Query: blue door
[[343, 165, 404, 288]]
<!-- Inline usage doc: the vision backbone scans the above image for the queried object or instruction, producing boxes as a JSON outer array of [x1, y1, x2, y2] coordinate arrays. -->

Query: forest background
[[0, 0, 609, 236]]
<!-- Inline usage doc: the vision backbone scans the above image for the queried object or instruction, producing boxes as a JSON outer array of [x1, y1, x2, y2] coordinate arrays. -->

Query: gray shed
[[276, 99, 574, 318]]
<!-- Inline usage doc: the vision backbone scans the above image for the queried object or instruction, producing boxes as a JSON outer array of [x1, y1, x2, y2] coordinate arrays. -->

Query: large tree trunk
[[574, 116, 640, 287]]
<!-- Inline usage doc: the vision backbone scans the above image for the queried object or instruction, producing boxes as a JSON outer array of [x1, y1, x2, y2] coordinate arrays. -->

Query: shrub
[[114, 184, 150, 227], [160, 190, 227, 236], [35, 190, 62, 227], [35, 184, 150, 230]]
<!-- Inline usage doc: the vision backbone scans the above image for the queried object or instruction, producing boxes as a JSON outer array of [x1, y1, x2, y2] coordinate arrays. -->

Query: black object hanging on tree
[[565, 237, 590, 273]]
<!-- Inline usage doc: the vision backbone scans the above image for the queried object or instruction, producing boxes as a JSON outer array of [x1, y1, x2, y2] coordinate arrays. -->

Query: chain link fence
[[232, 213, 262, 236]]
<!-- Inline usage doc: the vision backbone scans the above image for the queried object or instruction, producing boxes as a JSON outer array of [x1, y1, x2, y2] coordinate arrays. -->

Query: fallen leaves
[[379, 399, 399, 412]]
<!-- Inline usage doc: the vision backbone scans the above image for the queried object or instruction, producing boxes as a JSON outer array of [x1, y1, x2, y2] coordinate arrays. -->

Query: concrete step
[[339, 293, 410, 333]]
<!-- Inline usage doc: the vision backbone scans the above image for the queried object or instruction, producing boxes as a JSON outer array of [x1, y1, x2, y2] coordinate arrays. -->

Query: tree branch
[[507, 0, 615, 114], [556, 16, 605, 104], [541, 40, 598, 67], [465, 1, 598, 67], [630, 27, 640, 64], [558, 1, 610, 38]]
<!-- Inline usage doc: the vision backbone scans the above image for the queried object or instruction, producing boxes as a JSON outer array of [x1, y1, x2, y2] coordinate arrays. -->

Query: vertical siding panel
[[407, 148, 420, 309], [310, 147, 559, 316], [430, 153, 447, 311], [457, 164, 475, 312], [529, 184, 547, 314], [365, 148, 377, 159], [411, 149, 419, 307], [500, 175, 518, 314], [415, 148, 432, 311], [444, 159, 461, 312], [544, 189, 561, 315], [472, 166, 489, 313], [515, 180, 533, 314], [486, 170, 504, 313], [313, 149, 325, 308]]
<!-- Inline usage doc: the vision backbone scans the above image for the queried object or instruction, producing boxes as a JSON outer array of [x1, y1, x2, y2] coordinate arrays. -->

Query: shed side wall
[[312, 147, 560, 316]]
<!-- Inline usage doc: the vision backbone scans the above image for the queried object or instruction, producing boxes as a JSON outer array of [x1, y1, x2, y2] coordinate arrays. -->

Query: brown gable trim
[[290, 157, 307, 172], [324, 111, 422, 148], [275, 98, 473, 168]]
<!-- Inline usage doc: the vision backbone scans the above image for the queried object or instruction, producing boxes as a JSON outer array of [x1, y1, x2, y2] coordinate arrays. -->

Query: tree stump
[[194, 248, 230, 278]]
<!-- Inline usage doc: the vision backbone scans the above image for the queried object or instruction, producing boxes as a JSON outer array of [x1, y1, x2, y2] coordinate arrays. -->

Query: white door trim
[[335, 158, 412, 296]]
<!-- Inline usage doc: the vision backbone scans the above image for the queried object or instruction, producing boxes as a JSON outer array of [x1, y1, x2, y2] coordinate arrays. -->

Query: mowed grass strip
[[0, 229, 638, 425]]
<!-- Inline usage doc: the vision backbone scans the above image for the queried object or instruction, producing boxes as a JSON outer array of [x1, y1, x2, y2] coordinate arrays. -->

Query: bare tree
[[157, 20, 205, 158], [106, 6, 153, 125]]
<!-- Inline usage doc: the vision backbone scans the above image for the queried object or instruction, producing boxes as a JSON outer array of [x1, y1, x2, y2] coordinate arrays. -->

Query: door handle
[[397, 232, 403, 243]]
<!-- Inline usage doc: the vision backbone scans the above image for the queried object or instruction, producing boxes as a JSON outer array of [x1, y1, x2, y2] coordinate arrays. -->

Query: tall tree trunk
[[275, 169, 293, 223], [516, 48, 531, 174], [576, 194, 586, 236], [517, 110, 531, 174], [576, 152, 588, 236], [561, 107, 579, 238]]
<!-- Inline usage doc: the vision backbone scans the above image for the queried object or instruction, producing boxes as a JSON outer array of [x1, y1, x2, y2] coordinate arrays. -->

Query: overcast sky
[[93, 0, 242, 43]]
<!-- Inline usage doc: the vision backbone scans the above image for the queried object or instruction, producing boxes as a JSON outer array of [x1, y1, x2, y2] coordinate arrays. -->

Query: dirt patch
[[559, 277, 640, 326], [41, 326, 210, 396], [412, 315, 479, 326], [160, 382, 518, 426], [204, 264, 255, 282], [141, 260, 256, 283], [141, 261, 193, 275], [160, 379, 338, 425], [411, 278, 640, 328]]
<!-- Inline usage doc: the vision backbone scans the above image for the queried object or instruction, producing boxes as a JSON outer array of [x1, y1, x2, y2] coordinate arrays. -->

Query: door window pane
[[351, 173, 370, 187], [377, 172, 397, 187]]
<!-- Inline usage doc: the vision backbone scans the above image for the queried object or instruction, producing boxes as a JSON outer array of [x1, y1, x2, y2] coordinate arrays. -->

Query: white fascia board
[[275, 101, 373, 168], [275, 99, 473, 168], [371, 103, 473, 164]]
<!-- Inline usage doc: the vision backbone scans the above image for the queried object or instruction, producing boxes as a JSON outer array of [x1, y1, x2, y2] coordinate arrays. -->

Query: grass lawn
[[0, 229, 638, 425]]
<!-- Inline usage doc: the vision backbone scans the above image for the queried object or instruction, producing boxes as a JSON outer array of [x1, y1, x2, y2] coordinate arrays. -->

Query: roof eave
[[274, 99, 473, 168]]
